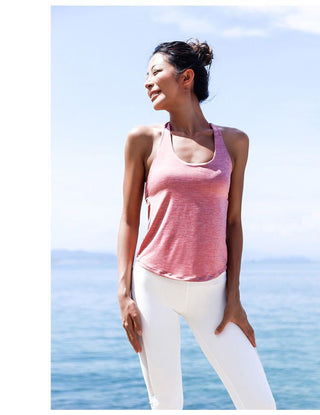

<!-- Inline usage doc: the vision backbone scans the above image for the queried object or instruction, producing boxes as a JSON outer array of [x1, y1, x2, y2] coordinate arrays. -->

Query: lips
[[149, 90, 161, 101]]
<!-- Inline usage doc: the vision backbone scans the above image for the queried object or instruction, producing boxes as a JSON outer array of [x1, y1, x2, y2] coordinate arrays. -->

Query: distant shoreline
[[51, 249, 319, 268]]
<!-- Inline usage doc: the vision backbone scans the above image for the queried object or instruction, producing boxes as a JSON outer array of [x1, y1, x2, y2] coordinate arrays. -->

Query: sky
[[51, 4, 320, 260]]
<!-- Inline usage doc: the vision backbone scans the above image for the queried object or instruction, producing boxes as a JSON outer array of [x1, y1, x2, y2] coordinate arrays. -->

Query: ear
[[180, 68, 195, 87]]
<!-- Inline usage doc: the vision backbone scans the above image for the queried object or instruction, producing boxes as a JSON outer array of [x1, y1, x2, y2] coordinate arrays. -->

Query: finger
[[131, 310, 143, 336], [243, 323, 256, 348], [123, 318, 142, 353], [215, 318, 228, 335], [127, 328, 141, 353]]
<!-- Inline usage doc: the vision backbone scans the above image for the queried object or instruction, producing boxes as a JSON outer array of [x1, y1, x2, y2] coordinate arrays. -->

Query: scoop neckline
[[167, 121, 217, 166]]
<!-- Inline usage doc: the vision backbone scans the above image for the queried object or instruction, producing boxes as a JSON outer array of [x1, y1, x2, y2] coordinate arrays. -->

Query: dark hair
[[152, 38, 214, 103]]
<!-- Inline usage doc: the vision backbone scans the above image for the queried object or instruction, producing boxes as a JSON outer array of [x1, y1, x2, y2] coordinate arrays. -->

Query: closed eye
[[145, 68, 161, 82]]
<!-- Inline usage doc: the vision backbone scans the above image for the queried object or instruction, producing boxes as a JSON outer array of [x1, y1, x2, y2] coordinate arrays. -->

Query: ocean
[[51, 251, 320, 410]]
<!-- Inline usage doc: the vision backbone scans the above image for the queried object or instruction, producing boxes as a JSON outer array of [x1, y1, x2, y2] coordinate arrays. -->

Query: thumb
[[215, 318, 228, 335]]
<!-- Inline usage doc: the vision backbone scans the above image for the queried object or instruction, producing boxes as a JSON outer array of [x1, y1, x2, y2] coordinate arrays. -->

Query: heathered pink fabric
[[135, 121, 232, 282]]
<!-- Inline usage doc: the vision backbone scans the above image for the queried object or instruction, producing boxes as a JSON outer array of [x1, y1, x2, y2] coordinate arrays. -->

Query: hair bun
[[187, 38, 214, 67]]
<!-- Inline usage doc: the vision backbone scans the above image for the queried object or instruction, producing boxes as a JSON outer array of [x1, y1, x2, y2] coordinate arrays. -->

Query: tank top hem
[[135, 258, 227, 283]]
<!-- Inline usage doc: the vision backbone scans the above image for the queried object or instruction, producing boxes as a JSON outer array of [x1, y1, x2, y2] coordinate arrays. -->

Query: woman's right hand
[[119, 295, 143, 353]]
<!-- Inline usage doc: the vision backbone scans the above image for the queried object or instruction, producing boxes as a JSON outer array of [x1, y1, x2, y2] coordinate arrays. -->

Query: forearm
[[225, 221, 243, 303], [117, 216, 140, 300]]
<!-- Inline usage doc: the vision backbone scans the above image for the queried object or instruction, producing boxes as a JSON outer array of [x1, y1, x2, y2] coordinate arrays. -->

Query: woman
[[117, 38, 276, 410]]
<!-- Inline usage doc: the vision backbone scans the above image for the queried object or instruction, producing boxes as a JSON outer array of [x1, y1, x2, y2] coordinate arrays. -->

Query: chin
[[152, 101, 167, 111], [151, 95, 169, 111]]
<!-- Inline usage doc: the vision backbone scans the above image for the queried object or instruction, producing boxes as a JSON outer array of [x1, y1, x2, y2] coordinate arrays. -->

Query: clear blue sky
[[51, 5, 320, 259]]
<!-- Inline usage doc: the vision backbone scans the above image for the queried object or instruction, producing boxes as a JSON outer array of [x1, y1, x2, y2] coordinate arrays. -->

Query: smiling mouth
[[150, 91, 161, 101]]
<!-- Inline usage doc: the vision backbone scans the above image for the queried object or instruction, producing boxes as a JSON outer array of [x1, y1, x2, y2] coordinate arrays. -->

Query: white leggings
[[131, 261, 276, 410]]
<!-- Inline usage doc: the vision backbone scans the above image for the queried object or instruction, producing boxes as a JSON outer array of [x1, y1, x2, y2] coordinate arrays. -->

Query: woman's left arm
[[215, 130, 256, 348]]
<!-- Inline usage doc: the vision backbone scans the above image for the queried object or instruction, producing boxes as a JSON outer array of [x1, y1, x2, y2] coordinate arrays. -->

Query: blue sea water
[[51, 252, 320, 410]]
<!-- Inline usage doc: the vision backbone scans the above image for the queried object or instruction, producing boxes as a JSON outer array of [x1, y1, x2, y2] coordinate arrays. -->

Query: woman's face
[[145, 53, 183, 111]]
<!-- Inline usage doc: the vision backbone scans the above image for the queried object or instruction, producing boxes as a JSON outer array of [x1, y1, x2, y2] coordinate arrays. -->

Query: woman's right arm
[[117, 126, 148, 354]]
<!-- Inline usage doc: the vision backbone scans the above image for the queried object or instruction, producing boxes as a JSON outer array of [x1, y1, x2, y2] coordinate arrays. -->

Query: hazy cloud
[[149, 5, 320, 37], [276, 6, 320, 34]]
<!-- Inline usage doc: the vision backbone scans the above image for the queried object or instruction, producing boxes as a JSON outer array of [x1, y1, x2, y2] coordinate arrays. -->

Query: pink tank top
[[135, 121, 232, 282]]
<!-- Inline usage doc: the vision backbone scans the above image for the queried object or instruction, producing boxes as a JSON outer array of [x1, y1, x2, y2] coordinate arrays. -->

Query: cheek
[[158, 76, 177, 94]]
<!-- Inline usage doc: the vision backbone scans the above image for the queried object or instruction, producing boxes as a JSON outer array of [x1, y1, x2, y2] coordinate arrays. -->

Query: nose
[[144, 75, 153, 90]]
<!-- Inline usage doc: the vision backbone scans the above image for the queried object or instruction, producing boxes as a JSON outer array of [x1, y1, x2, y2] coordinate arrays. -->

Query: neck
[[167, 95, 210, 137]]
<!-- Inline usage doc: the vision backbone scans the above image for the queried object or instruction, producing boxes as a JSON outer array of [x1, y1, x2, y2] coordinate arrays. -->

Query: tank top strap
[[210, 123, 231, 169], [210, 123, 220, 154], [152, 121, 171, 159]]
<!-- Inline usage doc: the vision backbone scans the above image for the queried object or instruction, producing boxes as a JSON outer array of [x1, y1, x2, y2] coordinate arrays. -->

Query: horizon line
[[51, 249, 320, 262]]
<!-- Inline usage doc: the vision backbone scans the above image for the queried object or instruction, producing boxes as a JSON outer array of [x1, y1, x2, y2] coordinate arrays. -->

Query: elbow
[[227, 218, 242, 229], [226, 219, 242, 239], [120, 211, 140, 230]]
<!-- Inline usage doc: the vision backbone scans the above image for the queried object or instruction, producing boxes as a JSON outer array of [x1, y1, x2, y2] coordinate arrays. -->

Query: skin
[[117, 52, 256, 354]]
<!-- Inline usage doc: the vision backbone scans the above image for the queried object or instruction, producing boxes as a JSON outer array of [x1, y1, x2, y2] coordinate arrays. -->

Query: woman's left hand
[[215, 300, 256, 348]]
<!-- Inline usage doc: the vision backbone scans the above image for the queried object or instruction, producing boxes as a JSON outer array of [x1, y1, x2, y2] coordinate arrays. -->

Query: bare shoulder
[[127, 124, 163, 141], [216, 125, 249, 167], [125, 124, 163, 159], [218, 125, 249, 147]]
